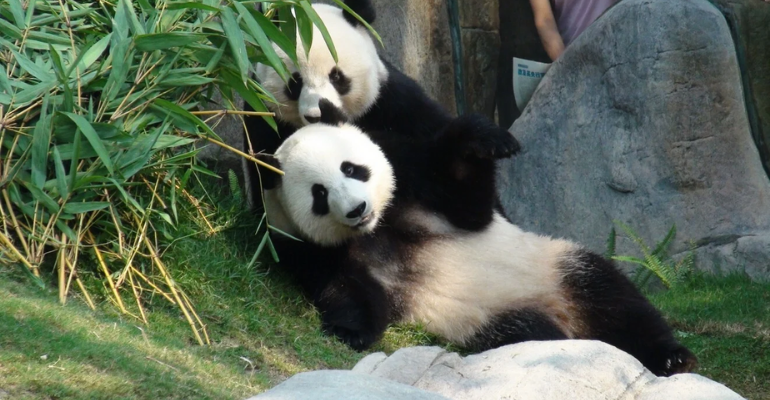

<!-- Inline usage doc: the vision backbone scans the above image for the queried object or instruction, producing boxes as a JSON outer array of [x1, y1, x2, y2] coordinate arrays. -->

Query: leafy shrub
[[0, 0, 368, 342]]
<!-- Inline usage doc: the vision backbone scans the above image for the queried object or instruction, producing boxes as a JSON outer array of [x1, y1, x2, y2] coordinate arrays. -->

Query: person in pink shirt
[[530, 0, 617, 61]]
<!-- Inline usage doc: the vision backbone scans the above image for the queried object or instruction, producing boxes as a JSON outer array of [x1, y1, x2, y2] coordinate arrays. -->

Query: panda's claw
[[325, 324, 377, 351], [658, 346, 698, 376]]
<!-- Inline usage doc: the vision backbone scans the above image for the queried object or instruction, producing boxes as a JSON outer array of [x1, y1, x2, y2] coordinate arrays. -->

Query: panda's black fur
[[257, 116, 698, 377]]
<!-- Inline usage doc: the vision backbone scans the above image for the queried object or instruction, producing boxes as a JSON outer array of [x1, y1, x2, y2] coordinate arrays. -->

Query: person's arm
[[529, 0, 565, 61]]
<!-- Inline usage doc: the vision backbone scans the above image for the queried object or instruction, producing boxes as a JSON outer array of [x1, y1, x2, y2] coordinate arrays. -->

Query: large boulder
[[247, 341, 745, 399], [497, 0, 770, 279]]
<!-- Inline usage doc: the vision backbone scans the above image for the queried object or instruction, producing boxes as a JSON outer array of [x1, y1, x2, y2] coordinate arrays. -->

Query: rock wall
[[708, 0, 770, 178], [497, 0, 770, 279]]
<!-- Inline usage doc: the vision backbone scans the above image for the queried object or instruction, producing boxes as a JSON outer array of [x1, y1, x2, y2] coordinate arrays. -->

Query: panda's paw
[[660, 346, 698, 376], [445, 114, 521, 160], [324, 324, 378, 351]]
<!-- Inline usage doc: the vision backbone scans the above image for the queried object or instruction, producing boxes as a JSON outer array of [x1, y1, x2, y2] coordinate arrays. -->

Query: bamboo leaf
[[63, 202, 111, 214], [250, 6, 297, 65], [134, 33, 207, 52], [293, 5, 313, 59], [220, 68, 277, 131], [235, 2, 289, 81], [279, 5, 297, 52], [268, 224, 303, 242], [151, 99, 219, 139], [9, 48, 54, 82], [220, 7, 250, 83], [119, 0, 146, 35], [52, 146, 69, 198], [62, 112, 115, 175], [23, 181, 60, 213], [8, 0, 26, 29], [31, 100, 51, 189], [247, 232, 270, 269], [166, 2, 221, 12], [77, 33, 113, 72]]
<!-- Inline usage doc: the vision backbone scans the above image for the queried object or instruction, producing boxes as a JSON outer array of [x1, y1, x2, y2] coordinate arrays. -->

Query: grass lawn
[[0, 194, 768, 399], [647, 273, 770, 399]]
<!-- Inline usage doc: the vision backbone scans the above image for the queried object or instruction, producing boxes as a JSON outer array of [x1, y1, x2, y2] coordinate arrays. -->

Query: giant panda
[[255, 118, 699, 377], [243, 0, 457, 208]]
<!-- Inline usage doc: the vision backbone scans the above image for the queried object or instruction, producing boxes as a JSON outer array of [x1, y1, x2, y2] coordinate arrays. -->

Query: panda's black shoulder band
[[343, 0, 376, 26], [254, 153, 283, 190]]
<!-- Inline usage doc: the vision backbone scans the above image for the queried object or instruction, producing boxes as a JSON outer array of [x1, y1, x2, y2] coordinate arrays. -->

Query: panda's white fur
[[401, 212, 582, 344], [264, 123, 394, 246], [255, 4, 388, 127]]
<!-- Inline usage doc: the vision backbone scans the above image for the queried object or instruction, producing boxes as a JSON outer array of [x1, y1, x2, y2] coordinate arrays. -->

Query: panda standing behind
[[256, 117, 698, 377], [243, 0, 456, 208]]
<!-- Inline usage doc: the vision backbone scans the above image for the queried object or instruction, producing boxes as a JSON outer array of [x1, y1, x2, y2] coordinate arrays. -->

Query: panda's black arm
[[271, 237, 391, 351], [371, 114, 520, 231]]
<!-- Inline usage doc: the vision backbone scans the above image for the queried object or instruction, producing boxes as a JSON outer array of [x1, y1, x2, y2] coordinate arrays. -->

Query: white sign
[[513, 57, 551, 112]]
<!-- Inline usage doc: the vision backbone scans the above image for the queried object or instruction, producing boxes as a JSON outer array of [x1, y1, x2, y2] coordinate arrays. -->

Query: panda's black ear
[[254, 154, 283, 190], [343, 0, 376, 26]]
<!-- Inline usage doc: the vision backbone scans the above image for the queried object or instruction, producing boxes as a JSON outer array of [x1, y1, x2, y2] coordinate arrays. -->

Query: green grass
[[647, 273, 770, 399], [1, 190, 768, 399], [0, 187, 437, 400]]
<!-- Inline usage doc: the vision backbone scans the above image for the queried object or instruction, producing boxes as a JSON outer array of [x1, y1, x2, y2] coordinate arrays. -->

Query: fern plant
[[608, 221, 695, 289]]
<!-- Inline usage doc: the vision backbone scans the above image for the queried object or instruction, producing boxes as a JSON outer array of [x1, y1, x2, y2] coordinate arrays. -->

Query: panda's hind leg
[[564, 250, 698, 376], [465, 307, 568, 352]]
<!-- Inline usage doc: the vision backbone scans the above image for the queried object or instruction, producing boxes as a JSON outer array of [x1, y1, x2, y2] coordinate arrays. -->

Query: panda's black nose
[[304, 115, 321, 124], [346, 202, 367, 219]]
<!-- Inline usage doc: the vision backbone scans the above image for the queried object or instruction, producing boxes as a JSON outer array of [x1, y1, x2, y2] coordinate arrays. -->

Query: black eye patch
[[328, 67, 351, 95], [285, 72, 303, 101], [311, 184, 329, 215], [340, 161, 371, 182]]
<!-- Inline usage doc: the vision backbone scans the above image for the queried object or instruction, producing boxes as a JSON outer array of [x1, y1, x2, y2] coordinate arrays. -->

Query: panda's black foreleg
[[563, 250, 698, 377], [465, 307, 568, 352], [315, 270, 392, 351]]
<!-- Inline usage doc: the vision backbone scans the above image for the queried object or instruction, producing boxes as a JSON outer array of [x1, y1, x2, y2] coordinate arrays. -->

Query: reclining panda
[[255, 118, 698, 377]]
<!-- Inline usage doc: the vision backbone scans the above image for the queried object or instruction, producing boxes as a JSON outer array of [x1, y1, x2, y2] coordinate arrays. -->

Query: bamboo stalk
[[88, 232, 128, 314], [197, 135, 284, 175], [128, 270, 148, 324], [180, 289, 210, 345], [141, 231, 205, 345], [0, 231, 37, 272], [191, 110, 274, 117], [130, 266, 177, 304], [73, 273, 96, 311], [58, 234, 67, 305], [2, 189, 33, 272]]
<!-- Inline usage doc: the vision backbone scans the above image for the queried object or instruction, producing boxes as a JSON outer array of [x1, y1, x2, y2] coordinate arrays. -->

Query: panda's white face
[[264, 124, 395, 246], [256, 4, 388, 127]]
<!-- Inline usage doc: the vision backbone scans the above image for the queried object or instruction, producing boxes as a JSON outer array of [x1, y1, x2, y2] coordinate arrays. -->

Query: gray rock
[[367, 346, 446, 385], [358, 341, 746, 400], [709, 0, 770, 178], [246, 370, 450, 400], [197, 88, 245, 179], [497, 0, 770, 279]]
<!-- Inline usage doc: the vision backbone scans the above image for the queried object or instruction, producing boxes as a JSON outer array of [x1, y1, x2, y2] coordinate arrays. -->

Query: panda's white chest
[[400, 212, 577, 343]]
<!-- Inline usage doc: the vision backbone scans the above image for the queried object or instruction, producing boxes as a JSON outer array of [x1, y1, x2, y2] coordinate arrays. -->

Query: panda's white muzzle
[[298, 83, 343, 125]]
